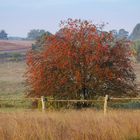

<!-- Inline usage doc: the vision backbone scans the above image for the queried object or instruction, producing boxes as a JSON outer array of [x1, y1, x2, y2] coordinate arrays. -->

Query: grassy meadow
[[0, 61, 26, 99], [0, 110, 140, 140]]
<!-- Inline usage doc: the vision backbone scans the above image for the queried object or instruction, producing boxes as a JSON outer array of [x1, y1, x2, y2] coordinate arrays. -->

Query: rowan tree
[[26, 19, 136, 99]]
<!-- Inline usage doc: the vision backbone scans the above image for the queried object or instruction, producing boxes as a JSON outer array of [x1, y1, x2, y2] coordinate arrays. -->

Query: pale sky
[[0, 0, 139, 37]]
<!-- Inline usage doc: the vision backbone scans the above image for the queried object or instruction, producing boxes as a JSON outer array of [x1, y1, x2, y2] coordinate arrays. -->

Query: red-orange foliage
[[26, 19, 136, 99]]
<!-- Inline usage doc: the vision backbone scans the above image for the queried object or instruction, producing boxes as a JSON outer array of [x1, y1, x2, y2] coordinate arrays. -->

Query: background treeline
[[1, 23, 140, 41], [1, 23, 140, 63]]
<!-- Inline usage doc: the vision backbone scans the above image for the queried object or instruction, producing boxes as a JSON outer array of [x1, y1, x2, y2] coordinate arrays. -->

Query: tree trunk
[[82, 87, 86, 99]]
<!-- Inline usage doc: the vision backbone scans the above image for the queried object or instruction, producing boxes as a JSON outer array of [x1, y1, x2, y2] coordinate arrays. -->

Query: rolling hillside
[[0, 40, 34, 53], [0, 40, 35, 62]]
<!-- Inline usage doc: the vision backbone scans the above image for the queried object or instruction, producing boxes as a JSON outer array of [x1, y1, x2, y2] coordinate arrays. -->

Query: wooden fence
[[41, 95, 140, 114], [1, 95, 140, 114], [40, 95, 140, 114]]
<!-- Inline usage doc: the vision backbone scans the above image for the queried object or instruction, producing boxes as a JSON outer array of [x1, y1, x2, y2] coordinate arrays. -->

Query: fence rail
[[110, 97, 140, 100], [1, 97, 140, 101]]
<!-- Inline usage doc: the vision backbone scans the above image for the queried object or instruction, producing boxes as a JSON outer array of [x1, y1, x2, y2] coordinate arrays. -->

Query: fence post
[[41, 96, 46, 111], [104, 95, 108, 115]]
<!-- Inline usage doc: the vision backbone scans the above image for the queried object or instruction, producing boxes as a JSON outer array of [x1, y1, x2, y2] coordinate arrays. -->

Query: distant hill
[[0, 40, 34, 53], [0, 40, 34, 62], [129, 24, 140, 40]]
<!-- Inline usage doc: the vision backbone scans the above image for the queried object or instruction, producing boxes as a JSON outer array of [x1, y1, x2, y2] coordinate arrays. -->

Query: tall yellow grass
[[0, 109, 140, 140]]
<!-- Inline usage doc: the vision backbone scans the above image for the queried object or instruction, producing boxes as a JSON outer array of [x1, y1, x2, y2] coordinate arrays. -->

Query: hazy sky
[[0, 0, 139, 37]]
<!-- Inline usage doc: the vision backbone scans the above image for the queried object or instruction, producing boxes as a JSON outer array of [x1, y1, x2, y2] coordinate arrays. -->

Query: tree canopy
[[32, 32, 52, 51], [26, 19, 136, 99], [110, 29, 129, 39], [27, 29, 48, 40], [0, 30, 8, 40]]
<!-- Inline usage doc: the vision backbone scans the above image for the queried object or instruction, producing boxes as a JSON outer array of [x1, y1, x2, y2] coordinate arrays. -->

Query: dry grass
[[0, 110, 140, 140]]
